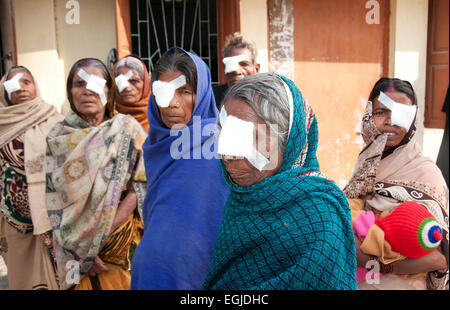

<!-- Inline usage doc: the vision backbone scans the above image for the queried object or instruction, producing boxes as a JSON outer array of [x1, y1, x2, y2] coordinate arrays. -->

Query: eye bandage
[[115, 70, 134, 93], [222, 54, 249, 74], [378, 91, 417, 131], [77, 69, 108, 106], [3, 73, 23, 100], [152, 75, 186, 108], [218, 107, 270, 171]]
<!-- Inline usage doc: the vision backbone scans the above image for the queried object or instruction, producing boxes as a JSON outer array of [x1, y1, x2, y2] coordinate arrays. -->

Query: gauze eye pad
[[115, 70, 134, 93], [218, 107, 270, 172], [152, 75, 186, 108], [378, 91, 417, 131], [3, 73, 23, 100], [222, 54, 249, 74], [77, 69, 108, 106]]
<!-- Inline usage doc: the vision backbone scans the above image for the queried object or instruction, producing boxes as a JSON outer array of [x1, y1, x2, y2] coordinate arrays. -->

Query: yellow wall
[[13, 0, 116, 114]]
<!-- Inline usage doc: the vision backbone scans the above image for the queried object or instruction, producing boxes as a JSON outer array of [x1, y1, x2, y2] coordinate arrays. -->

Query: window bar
[[181, 0, 186, 49], [198, 0, 202, 57], [145, 0, 151, 70], [161, 0, 169, 51], [189, 0, 199, 52], [137, 0, 141, 59], [172, 0, 176, 47], [147, 0, 162, 59]]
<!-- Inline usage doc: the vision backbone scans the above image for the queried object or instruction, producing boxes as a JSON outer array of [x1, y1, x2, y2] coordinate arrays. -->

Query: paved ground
[[0, 256, 8, 290]]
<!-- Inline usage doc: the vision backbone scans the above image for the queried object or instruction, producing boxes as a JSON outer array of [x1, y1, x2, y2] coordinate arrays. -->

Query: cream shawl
[[344, 101, 449, 290], [0, 73, 64, 235]]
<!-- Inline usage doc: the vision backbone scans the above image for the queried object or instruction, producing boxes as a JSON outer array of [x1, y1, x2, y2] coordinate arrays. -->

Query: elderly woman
[[202, 73, 357, 290], [130, 47, 229, 290], [45, 58, 147, 290], [0, 66, 63, 289], [112, 55, 151, 132], [344, 78, 448, 290]]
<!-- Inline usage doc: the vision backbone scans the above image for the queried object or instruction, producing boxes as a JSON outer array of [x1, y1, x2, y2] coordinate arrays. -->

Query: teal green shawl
[[203, 75, 357, 290]]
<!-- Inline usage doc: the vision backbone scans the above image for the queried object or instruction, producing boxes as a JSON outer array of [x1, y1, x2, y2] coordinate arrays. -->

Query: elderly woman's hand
[[88, 256, 109, 277]]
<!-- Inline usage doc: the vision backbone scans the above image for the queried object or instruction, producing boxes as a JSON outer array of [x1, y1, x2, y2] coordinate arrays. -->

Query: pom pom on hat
[[375, 201, 443, 258]]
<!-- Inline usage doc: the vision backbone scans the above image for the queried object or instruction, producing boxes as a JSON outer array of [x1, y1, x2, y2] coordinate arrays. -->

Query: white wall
[[240, 0, 269, 73], [13, 0, 116, 114]]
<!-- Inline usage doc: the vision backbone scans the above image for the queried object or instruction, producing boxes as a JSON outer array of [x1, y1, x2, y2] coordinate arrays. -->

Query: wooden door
[[293, 0, 389, 187], [425, 0, 449, 129]]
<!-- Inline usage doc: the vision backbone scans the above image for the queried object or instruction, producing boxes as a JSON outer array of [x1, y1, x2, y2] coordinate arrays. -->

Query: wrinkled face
[[224, 47, 260, 87], [7, 71, 37, 105], [157, 70, 196, 129], [220, 97, 283, 187], [71, 66, 108, 119], [116, 67, 144, 105], [372, 90, 414, 150]]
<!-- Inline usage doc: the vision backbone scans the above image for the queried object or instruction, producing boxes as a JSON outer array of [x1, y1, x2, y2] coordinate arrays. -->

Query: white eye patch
[[3, 73, 23, 100], [218, 107, 270, 172], [115, 70, 134, 93], [77, 69, 107, 106], [152, 75, 187, 108], [223, 54, 249, 74], [378, 91, 417, 131]]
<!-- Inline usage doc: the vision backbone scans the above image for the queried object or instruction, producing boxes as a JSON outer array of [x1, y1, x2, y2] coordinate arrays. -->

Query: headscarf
[[45, 83, 147, 289], [113, 55, 151, 131], [344, 101, 449, 290], [0, 70, 63, 234], [130, 47, 229, 290], [202, 75, 357, 290]]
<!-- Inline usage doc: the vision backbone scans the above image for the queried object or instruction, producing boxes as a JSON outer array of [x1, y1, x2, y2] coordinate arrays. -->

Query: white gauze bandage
[[222, 54, 249, 74], [77, 69, 107, 106], [152, 75, 186, 108], [115, 70, 134, 93], [378, 91, 417, 131], [218, 107, 270, 171], [3, 73, 23, 100]]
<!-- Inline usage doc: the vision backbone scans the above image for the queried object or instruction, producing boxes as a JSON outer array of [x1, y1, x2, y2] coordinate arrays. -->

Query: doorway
[[129, 0, 219, 84]]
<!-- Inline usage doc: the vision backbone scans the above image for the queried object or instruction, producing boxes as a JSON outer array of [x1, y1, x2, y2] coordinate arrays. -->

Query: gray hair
[[114, 56, 146, 81], [223, 72, 291, 152], [222, 32, 258, 65]]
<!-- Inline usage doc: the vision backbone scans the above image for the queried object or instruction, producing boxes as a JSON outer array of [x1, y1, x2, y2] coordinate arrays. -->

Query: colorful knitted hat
[[375, 201, 443, 258]]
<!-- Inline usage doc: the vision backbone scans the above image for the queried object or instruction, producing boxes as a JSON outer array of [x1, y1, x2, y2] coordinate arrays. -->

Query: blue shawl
[[202, 75, 357, 290], [130, 47, 229, 289]]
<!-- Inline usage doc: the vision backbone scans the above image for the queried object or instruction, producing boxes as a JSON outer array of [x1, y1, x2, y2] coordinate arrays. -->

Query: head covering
[[130, 47, 229, 290], [344, 100, 449, 290], [375, 201, 443, 258], [0, 70, 63, 234], [113, 55, 151, 131], [202, 74, 357, 290]]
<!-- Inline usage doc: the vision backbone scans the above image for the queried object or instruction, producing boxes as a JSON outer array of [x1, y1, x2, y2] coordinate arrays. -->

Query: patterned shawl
[[113, 55, 151, 132], [45, 110, 147, 289], [130, 47, 229, 290], [344, 101, 449, 290], [202, 75, 357, 290]]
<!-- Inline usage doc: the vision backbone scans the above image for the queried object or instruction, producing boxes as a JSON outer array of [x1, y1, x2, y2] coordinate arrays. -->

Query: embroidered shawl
[[45, 110, 147, 289], [344, 101, 449, 290]]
